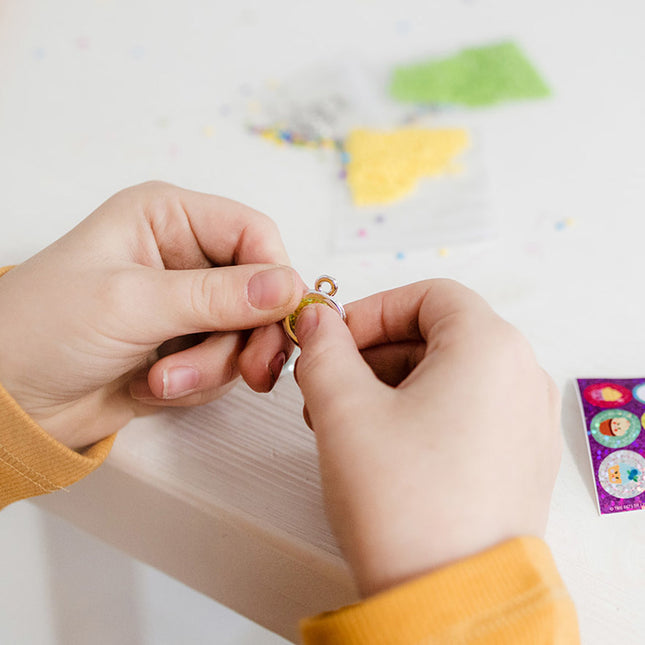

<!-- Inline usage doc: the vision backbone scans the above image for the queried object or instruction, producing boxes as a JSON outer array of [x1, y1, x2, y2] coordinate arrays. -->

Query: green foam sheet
[[390, 41, 550, 107]]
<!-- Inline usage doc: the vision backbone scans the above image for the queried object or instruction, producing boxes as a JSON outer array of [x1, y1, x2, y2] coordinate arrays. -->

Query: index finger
[[346, 278, 494, 350], [126, 182, 291, 269], [178, 190, 290, 266]]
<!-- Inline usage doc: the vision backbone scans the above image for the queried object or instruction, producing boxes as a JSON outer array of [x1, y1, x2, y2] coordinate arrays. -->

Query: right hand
[[294, 279, 562, 597]]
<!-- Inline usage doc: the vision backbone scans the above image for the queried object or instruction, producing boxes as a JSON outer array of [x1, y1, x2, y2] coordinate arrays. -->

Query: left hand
[[0, 182, 305, 449]]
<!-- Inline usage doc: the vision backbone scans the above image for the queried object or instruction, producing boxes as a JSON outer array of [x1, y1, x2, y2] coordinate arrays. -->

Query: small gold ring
[[283, 275, 346, 346]]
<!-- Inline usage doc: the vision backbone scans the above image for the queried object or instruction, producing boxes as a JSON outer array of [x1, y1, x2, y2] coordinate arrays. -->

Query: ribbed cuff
[[0, 380, 115, 509], [300, 537, 579, 645]]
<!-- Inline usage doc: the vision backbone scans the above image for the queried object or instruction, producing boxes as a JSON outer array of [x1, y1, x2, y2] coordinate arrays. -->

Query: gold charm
[[283, 275, 346, 346]]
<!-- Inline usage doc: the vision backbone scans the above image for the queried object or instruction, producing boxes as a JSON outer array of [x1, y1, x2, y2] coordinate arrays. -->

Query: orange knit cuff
[[300, 537, 579, 644], [0, 381, 115, 509]]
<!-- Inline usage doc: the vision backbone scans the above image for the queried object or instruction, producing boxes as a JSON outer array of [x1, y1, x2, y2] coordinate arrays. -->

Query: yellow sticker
[[600, 386, 623, 402]]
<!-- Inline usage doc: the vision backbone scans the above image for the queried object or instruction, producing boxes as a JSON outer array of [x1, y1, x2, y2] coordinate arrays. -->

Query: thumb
[[126, 264, 304, 340], [295, 304, 378, 425]]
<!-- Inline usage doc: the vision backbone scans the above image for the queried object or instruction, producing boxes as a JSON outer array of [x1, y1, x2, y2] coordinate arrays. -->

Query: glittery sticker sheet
[[576, 378, 645, 515]]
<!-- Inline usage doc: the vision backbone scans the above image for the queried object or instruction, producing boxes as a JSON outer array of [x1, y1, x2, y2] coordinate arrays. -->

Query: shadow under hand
[[561, 380, 596, 506]]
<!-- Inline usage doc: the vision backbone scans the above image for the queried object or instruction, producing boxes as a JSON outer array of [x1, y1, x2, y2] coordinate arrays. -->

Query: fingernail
[[162, 367, 200, 399], [268, 351, 286, 387], [295, 305, 319, 345], [247, 266, 295, 310]]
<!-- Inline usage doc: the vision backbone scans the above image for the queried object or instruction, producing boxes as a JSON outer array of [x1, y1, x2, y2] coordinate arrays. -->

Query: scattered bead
[[249, 125, 342, 151]]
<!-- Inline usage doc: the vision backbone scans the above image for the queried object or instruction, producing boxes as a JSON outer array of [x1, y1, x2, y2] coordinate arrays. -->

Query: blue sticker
[[633, 383, 645, 404]]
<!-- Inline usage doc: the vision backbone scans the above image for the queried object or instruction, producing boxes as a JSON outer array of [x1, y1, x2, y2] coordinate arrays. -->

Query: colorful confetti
[[555, 217, 576, 231], [76, 36, 90, 51], [248, 125, 343, 151]]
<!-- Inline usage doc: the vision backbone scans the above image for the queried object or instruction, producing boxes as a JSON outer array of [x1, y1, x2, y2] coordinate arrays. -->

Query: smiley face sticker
[[598, 450, 645, 499], [590, 409, 641, 448]]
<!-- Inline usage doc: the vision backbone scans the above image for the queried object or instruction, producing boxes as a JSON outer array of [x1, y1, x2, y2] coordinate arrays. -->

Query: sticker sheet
[[576, 378, 645, 515]]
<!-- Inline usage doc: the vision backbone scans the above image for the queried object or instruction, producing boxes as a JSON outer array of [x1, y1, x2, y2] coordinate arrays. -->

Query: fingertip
[[296, 302, 348, 349], [238, 323, 294, 392], [268, 351, 287, 388], [247, 265, 299, 311], [294, 304, 320, 347], [143, 363, 200, 400], [294, 303, 377, 425]]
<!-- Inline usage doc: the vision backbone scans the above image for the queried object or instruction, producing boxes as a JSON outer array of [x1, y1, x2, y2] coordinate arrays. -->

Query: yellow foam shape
[[345, 127, 470, 206], [601, 386, 622, 402]]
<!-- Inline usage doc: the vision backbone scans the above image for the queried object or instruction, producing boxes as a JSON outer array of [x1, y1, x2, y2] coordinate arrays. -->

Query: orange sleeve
[[0, 380, 115, 509], [300, 536, 579, 645], [0, 266, 115, 509]]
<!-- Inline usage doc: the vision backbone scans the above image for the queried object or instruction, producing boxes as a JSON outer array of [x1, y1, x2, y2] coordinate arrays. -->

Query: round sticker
[[583, 382, 632, 408], [590, 409, 641, 448], [598, 450, 645, 499], [633, 383, 645, 404]]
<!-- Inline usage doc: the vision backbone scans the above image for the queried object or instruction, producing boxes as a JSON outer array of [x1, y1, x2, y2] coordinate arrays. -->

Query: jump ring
[[283, 275, 346, 346]]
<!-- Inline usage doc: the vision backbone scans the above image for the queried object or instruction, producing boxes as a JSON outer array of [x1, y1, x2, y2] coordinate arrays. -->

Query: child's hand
[[0, 182, 304, 449], [294, 279, 562, 597]]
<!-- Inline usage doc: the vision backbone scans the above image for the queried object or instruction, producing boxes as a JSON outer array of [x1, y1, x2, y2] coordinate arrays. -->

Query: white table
[[2, 1, 645, 642]]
